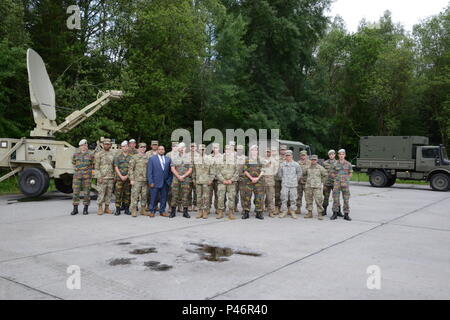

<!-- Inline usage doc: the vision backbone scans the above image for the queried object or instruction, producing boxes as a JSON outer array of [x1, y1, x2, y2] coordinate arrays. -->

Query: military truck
[[356, 136, 450, 191], [277, 139, 311, 161], [0, 49, 123, 197]]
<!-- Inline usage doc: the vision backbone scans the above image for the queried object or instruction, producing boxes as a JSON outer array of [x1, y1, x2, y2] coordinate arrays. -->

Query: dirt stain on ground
[[108, 258, 135, 266], [117, 242, 132, 246], [143, 261, 173, 271], [129, 247, 157, 255], [189, 243, 262, 262]]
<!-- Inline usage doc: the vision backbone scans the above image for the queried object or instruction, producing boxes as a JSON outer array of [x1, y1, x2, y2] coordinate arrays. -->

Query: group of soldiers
[[70, 138, 353, 221]]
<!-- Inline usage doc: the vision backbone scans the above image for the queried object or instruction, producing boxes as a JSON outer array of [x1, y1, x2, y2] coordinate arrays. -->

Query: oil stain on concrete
[[188, 243, 262, 262]]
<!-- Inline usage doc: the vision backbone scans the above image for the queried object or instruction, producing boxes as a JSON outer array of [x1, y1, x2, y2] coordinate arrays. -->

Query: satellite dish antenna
[[27, 48, 57, 122]]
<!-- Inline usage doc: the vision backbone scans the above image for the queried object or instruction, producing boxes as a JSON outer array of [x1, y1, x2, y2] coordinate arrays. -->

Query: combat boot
[[140, 206, 147, 216], [196, 210, 203, 219], [183, 207, 190, 218], [330, 211, 338, 220], [318, 213, 324, 220], [268, 211, 275, 218], [70, 205, 79, 216], [202, 210, 209, 219], [227, 211, 237, 220], [323, 206, 327, 216], [344, 213, 352, 221], [114, 206, 121, 215], [279, 211, 287, 218], [255, 211, 264, 220], [337, 207, 344, 217], [97, 207, 103, 215], [295, 208, 301, 215], [83, 205, 89, 215], [216, 209, 224, 219], [131, 207, 137, 218], [242, 211, 250, 219], [169, 207, 176, 218], [104, 205, 111, 214], [304, 211, 313, 219], [124, 206, 131, 215], [290, 210, 298, 219]]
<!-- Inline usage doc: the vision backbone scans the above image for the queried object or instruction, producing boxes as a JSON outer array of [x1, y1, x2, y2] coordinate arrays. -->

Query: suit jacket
[[147, 155, 173, 188]]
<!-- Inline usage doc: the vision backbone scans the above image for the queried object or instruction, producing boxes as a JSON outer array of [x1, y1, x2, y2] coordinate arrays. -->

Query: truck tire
[[55, 177, 73, 194], [19, 168, 50, 197], [386, 176, 396, 187], [430, 173, 450, 192], [369, 170, 388, 187]]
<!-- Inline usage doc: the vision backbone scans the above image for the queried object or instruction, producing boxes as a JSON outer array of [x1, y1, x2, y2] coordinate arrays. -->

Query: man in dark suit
[[147, 145, 173, 217]]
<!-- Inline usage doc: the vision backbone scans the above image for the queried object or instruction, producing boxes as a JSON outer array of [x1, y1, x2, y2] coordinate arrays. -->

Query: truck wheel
[[19, 168, 50, 197], [430, 173, 450, 192], [55, 177, 73, 194], [386, 177, 396, 187], [369, 170, 388, 187]]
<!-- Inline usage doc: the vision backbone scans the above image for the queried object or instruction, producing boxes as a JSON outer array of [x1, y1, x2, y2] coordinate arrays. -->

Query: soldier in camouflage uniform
[[261, 147, 278, 217], [216, 144, 239, 220], [71, 139, 94, 215], [330, 149, 353, 221], [129, 142, 149, 217], [166, 141, 178, 209], [323, 149, 342, 217], [95, 138, 115, 215], [209, 143, 221, 211], [188, 142, 198, 211], [242, 145, 265, 220], [304, 155, 328, 220], [296, 150, 311, 215], [145, 140, 159, 158], [278, 150, 302, 218], [274, 144, 287, 214], [128, 139, 138, 155], [194, 144, 214, 219], [234, 145, 246, 213], [113, 141, 132, 215], [170, 142, 193, 218]]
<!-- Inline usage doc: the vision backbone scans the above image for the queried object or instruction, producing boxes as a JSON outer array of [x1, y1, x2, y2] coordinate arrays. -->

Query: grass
[[352, 172, 428, 185]]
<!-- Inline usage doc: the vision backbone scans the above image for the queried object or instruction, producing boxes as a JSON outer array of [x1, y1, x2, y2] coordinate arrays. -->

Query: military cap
[[228, 141, 236, 146], [190, 142, 197, 147], [237, 145, 244, 150], [310, 155, 318, 160], [198, 144, 206, 150], [249, 144, 258, 150], [212, 143, 220, 148], [338, 149, 346, 154], [280, 145, 288, 150], [285, 150, 293, 156], [129, 139, 136, 143], [151, 140, 159, 145], [300, 150, 308, 156], [102, 138, 112, 145], [121, 140, 128, 147], [138, 142, 147, 148], [225, 144, 233, 150], [172, 141, 178, 147], [79, 139, 88, 146], [328, 149, 336, 155], [178, 142, 186, 148]]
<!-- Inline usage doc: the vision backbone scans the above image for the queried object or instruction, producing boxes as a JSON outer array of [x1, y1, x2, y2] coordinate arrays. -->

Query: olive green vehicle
[[357, 136, 450, 191], [0, 49, 123, 197]]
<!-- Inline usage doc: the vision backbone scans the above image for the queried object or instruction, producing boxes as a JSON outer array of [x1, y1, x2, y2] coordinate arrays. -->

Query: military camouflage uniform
[[114, 153, 132, 208], [170, 152, 192, 208], [278, 161, 302, 214], [331, 160, 353, 214], [194, 153, 214, 212], [208, 153, 221, 210], [305, 163, 328, 216], [234, 153, 247, 211], [216, 153, 240, 214], [188, 150, 198, 208], [129, 153, 149, 211], [274, 154, 285, 211], [72, 151, 94, 205], [95, 150, 115, 207], [261, 155, 278, 214], [129, 148, 138, 156], [242, 157, 264, 212], [297, 158, 311, 212], [323, 159, 338, 209]]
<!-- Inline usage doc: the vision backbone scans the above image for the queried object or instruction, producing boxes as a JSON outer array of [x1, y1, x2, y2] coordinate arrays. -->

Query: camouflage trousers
[[217, 183, 236, 211], [97, 178, 114, 206], [208, 179, 219, 210], [171, 178, 191, 208], [234, 180, 245, 211], [322, 184, 334, 208], [196, 183, 211, 210], [332, 181, 350, 214], [275, 180, 282, 208], [72, 172, 92, 206], [242, 183, 264, 212], [306, 187, 324, 214], [188, 180, 197, 206], [280, 186, 297, 213], [114, 179, 131, 208], [130, 181, 148, 209], [264, 185, 276, 213], [296, 183, 306, 209]]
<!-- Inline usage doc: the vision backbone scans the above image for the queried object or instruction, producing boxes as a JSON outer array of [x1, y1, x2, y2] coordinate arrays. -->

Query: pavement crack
[[0, 275, 63, 300]]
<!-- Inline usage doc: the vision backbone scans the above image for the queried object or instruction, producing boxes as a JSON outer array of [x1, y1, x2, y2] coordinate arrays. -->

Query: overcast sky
[[328, 0, 449, 32]]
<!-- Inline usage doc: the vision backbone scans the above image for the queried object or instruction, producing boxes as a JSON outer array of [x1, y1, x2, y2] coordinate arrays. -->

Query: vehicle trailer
[[356, 136, 450, 191]]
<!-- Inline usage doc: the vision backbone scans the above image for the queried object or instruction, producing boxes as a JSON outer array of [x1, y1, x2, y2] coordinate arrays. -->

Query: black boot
[[120, 203, 125, 211], [169, 207, 176, 218], [242, 211, 250, 219], [183, 207, 190, 218], [83, 205, 89, 215], [323, 206, 327, 216], [70, 205, 79, 215], [114, 206, 121, 215], [330, 211, 338, 220], [344, 213, 352, 221], [337, 207, 344, 217], [124, 205, 131, 215], [255, 211, 264, 220]]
